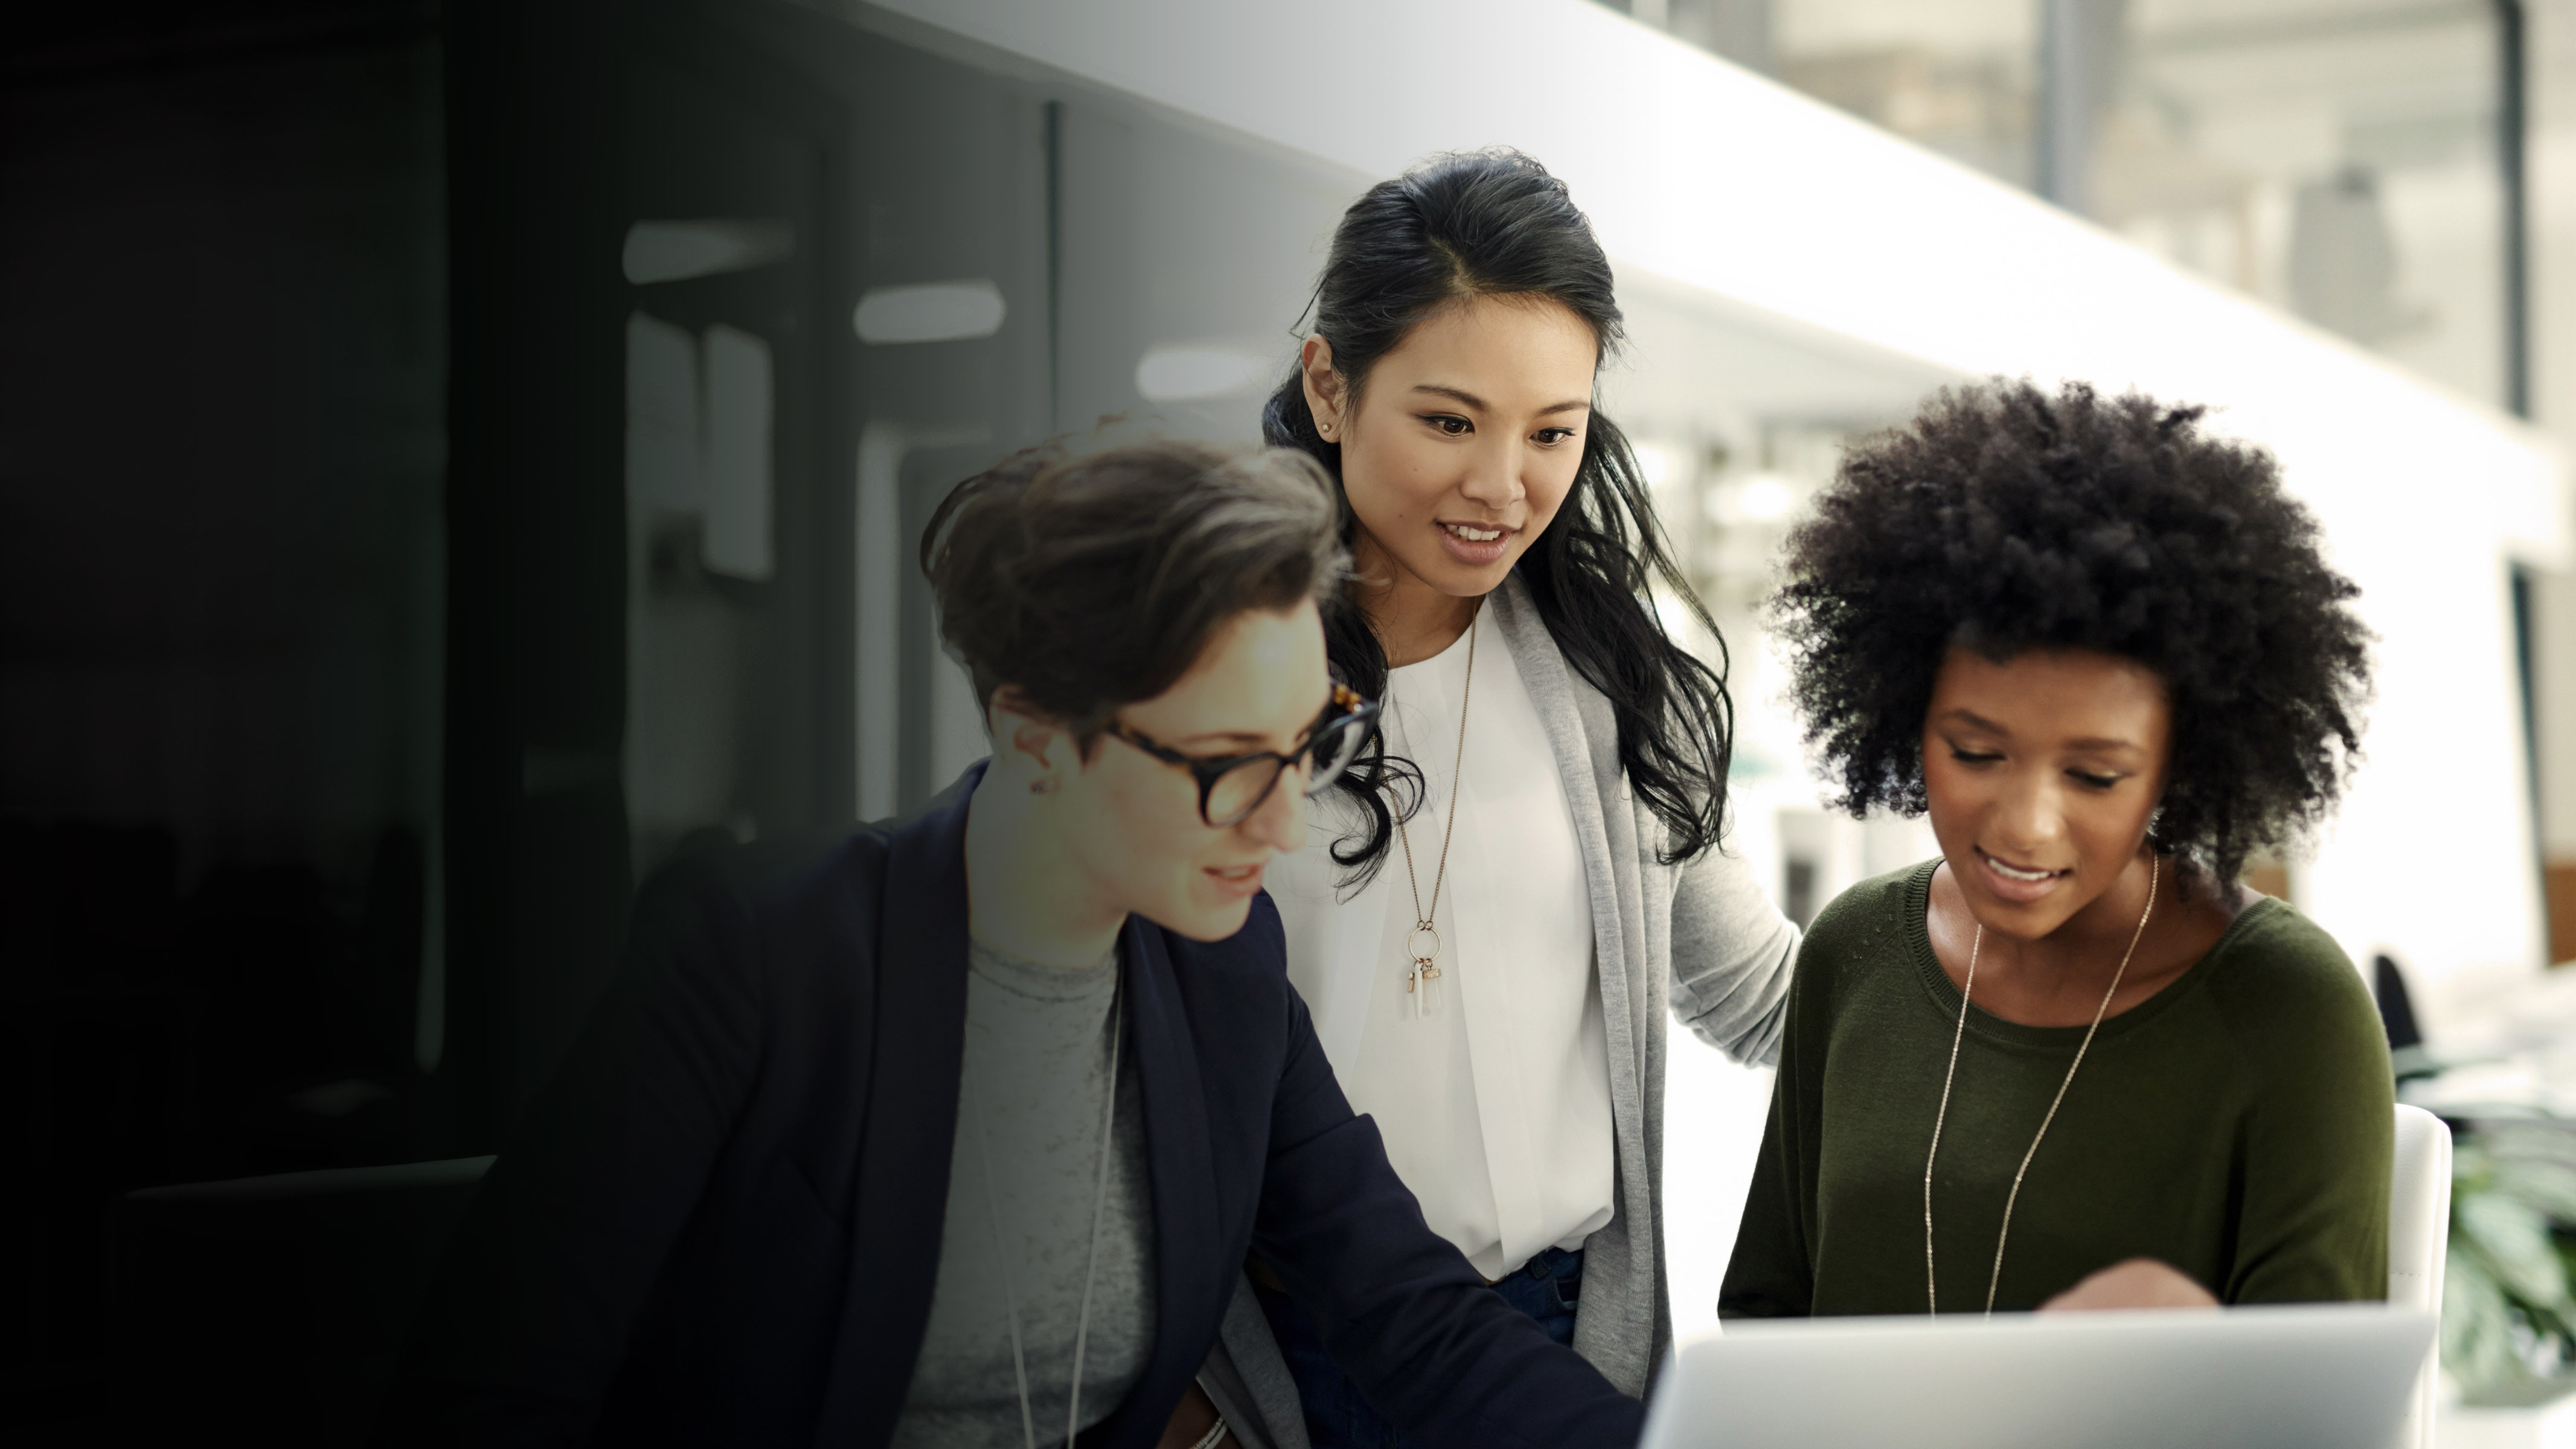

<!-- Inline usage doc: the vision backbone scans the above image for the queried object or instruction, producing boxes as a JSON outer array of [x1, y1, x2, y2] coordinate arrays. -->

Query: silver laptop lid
[[1642, 1305, 2434, 1449]]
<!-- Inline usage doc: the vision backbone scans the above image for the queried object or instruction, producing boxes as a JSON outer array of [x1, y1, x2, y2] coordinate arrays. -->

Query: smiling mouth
[[1440, 522, 1510, 543], [1205, 861, 1268, 896], [1978, 848, 2067, 883]]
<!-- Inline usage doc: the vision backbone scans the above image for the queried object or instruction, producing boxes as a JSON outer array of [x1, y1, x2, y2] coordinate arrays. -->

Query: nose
[[1993, 766, 2066, 857], [1456, 435, 1525, 513], [1240, 766, 1307, 853]]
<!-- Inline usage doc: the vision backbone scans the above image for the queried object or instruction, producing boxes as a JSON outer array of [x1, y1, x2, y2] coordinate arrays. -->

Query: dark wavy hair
[[1261, 148, 1732, 882], [921, 437, 1344, 747], [1770, 379, 2373, 888]]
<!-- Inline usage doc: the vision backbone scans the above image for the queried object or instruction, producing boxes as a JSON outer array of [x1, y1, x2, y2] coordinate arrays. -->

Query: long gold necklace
[[1394, 604, 1476, 1017], [1923, 854, 2159, 1314]]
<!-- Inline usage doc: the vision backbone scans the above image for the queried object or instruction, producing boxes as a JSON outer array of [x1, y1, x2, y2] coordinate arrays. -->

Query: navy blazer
[[385, 769, 1642, 1448]]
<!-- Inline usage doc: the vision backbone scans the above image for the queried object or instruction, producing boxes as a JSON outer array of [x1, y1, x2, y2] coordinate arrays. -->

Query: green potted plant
[[2444, 1121, 2576, 1395]]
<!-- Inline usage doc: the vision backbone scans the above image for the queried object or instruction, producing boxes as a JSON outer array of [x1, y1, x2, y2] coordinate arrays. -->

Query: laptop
[[1639, 1305, 2437, 1449]]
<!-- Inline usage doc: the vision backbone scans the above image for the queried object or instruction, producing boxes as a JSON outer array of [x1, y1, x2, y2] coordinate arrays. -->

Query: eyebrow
[[1410, 383, 1592, 417], [2063, 738, 2147, 756], [1938, 709, 2143, 755], [1939, 708, 2011, 737]]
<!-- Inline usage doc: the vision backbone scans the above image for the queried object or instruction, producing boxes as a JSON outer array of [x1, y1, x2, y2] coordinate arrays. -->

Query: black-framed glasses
[[1104, 683, 1382, 828]]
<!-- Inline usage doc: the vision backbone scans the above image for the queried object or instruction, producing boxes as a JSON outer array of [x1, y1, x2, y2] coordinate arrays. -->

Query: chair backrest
[[2389, 1104, 2452, 1449]]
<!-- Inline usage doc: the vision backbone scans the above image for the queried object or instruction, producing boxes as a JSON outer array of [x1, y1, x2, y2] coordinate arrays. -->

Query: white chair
[[2391, 1102, 2453, 1449]]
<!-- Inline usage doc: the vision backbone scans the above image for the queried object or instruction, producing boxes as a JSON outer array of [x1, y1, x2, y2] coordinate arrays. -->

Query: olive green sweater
[[1720, 861, 2392, 1318]]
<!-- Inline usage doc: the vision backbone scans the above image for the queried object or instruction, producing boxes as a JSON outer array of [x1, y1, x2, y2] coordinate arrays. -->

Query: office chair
[[2390, 1103, 2452, 1449]]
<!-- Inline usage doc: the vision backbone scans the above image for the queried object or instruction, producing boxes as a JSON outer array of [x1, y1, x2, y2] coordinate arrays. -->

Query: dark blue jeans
[[1253, 1246, 1584, 1449]]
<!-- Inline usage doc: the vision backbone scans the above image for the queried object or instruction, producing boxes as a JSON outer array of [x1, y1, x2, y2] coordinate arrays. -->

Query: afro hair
[[1769, 379, 2371, 888]]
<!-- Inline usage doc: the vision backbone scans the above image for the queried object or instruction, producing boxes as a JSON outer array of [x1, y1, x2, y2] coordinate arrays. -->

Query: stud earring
[[1030, 777, 1054, 796]]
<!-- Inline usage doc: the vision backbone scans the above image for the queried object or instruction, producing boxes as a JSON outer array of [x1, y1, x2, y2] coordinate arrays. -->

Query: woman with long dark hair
[[1222, 149, 1799, 1445]]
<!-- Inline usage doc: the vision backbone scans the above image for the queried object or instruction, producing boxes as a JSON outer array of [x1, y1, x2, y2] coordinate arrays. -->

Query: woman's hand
[[1155, 1380, 1227, 1449], [2039, 1257, 2220, 1312]]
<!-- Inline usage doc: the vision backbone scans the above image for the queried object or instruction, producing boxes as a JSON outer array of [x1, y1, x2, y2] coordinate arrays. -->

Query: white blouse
[[1266, 603, 1614, 1280]]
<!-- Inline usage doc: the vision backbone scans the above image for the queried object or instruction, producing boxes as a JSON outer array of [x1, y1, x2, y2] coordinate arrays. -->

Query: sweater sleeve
[[1715, 936, 1823, 1320], [2219, 910, 2395, 1304], [1667, 827, 1802, 1067]]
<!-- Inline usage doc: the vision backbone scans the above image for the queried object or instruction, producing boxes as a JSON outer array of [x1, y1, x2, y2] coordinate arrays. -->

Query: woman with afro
[[1720, 379, 2391, 1318]]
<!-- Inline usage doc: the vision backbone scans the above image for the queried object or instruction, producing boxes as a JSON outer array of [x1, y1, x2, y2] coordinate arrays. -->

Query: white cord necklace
[[965, 970, 1124, 1448], [1923, 854, 2159, 1315]]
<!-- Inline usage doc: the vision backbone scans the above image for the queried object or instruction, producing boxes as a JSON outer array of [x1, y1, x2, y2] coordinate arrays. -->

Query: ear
[[1299, 334, 1346, 442], [988, 686, 1075, 792]]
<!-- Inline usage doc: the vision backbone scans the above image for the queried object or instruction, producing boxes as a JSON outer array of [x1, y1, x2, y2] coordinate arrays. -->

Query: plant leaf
[[2446, 1245, 2525, 1393], [2460, 1192, 2572, 1307]]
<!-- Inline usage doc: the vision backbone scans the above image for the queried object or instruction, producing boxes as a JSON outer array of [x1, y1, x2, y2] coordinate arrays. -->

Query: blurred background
[[9, 0, 2576, 1439]]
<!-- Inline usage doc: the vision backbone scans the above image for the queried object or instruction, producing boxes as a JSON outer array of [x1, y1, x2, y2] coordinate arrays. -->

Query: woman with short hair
[[384, 438, 1644, 1449], [1721, 379, 2389, 1320]]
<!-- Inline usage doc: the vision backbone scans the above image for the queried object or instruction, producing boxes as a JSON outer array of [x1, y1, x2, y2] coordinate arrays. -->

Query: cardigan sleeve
[[1486, 569, 1793, 1069], [1666, 825, 1800, 1067]]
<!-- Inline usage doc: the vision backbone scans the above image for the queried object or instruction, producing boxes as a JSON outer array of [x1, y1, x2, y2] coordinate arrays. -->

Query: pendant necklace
[[1923, 854, 2159, 1314], [1394, 603, 1476, 1017], [965, 971, 1124, 1448]]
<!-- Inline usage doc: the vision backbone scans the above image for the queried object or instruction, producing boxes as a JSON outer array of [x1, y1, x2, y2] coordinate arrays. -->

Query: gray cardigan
[[1202, 574, 1801, 1445]]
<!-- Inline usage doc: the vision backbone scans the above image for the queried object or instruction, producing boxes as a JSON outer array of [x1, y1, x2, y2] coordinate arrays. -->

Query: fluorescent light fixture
[[853, 280, 1007, 344], [1135, 344, 1274, 401], [622, 220, 793, 286]]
